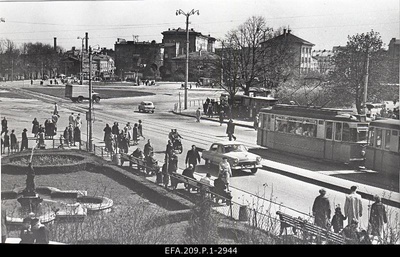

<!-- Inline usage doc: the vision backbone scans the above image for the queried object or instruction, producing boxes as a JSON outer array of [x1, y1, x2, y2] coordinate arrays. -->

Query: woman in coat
[[32, 118, 39, 137], [369, 195, 387, 240]]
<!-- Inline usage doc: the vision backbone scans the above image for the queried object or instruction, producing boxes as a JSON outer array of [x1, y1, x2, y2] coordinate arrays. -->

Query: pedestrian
[[75, 114, 82, 129], [162, 162, 169, 188], [185, 144, 201, 170], [254, 114, 259, 130], [368, 195, 387, 242], [63, 127, 70, 146], [195, 107, 201, 122], [124, 122, 133, 144], [165, 140, 174, 158], [32, 118, 39, 137], [53, 102, 59, 116], [168, 152, 179, 189], [1, 117, 7, 134], [312, 188, 332, 229], [68, 113, 75, 127], [105, 133, 114, 154], [138, 120, 145, 139], [103, 123, 112, 142], [20, 128, 29, 151], [143, 139, 153, 158], [331, 205, 346, 233], [3, 130, 10, 154], [73, 126, 81, 147], [132, 123, 139, 145], [218, 157, 232, 191], [145, 151, 159, 175], [200, 173, 212, 187], [10, 129, 18, 153], [207, 104, 213, 118], [226, 119, 236, 141], [30, 79, 33, 85], [120, 131, 129, 154], [182, 164, 196, 190], [344, 185, 363, 227], [68, 124, 74, 146], [219, 110, 224, 126], [31, 218, 50, 244]]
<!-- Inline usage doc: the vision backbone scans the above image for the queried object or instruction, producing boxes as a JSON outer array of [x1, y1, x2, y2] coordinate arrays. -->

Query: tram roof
[[369, 118, 400, 130], [259, 104, 365, 122]]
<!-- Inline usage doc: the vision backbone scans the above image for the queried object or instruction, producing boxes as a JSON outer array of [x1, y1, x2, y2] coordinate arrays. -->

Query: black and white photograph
[[0, 0, 399, 249]]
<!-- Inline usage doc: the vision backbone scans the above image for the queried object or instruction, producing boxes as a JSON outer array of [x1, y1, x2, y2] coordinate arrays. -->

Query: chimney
[[85, 32, 89, 52], [72, 46, 76, 51], [53, 37, 57, 51], [287, 29, 291, 34], [283, 29, 286, 35]]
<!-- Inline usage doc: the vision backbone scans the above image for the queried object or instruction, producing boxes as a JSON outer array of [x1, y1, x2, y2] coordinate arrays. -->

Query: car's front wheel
[[251, 168, 258, 174]]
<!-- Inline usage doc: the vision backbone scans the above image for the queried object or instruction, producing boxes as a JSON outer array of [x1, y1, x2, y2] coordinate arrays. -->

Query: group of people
[[19, 213, 50, 244], [104, 120, 145, 154], [61, 112, 82, 147], [312, 185, 388, 244], [1, 117, 33, 153]]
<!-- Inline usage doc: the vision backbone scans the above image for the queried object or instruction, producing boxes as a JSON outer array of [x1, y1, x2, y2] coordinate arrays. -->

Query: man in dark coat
[[20, 128, 29, 151], [369, 195, 387, 240], [144, 139, 153, 157], [103, 123, 112, 142], [312, 188, 332, 229], [185, 145, 201, 170], [1, 117, 7, 134], [2, 130, 9, 154], [63, 127, 70, 146], [32, 118, 39, 137], [31, 218, 50, 244], [10, 129, 17, 152], [226, 119, 236, 141]]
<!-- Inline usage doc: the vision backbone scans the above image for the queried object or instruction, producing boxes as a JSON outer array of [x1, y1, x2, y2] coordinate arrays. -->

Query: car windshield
[[144, 103, 152, 105], [224, 144, 247, 153]]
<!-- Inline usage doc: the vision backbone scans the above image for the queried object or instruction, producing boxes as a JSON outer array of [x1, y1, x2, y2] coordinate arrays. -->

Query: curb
[[172, 111, 254, 129], [261, 164, 400, 209]]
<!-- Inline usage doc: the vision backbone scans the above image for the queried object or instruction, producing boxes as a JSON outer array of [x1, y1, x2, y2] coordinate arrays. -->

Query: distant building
[[114, 39, 164, 82], [92, 54, 115, 80], [312, 49, 335, 74], [261, 29, 315, 74], [388, 38, 400, 59]]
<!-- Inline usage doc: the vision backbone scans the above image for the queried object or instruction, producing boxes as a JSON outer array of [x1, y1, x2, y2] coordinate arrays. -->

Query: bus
[[366, 119, 400, 176], [257, 104, 369, 164]]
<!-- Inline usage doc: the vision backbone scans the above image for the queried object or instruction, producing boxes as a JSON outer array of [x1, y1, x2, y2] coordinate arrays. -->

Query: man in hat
[[31, 218, 49, 244], [185, 145, 201, 170], [20, 128, 29, 151], [312, 188, 331, 229], [344, 185, 363, 227]]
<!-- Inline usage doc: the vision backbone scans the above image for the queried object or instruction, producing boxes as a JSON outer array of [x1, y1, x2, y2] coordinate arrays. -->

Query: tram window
[[385, 130, 391, 150], [368, 128, 375, 146], [393, 130, 398, 136], [342, 123, 350, 142], [263, 114, 269, 129], [375, 128, 382, 148], [335, 123, 342, 141], [276, 119, 288, 133], [358, 129, 368, 143], [326, 122, 333, 139]]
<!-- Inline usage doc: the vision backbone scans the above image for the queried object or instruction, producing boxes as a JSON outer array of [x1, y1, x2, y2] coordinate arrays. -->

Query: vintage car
[[201, 141, 262, 173], [138, 101, 155, 113]]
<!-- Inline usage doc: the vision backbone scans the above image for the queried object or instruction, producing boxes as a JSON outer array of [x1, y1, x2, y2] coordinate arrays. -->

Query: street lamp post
[[77, 36, 85, 85], [176, 9, 199, 110], [88, 46, 93, 152]]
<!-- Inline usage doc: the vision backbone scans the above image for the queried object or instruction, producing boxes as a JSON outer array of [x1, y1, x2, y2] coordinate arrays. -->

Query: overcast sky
[[0, 0, 399, 51]]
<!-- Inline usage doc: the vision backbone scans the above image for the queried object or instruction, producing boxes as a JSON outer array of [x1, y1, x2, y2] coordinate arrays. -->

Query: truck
[[65, 84, 101, 103]]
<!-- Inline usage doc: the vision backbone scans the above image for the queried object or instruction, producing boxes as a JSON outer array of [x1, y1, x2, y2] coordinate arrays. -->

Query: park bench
[[170, 172, 231, 205], [276, 211, 346, 245], [120, 153, 160, 175]]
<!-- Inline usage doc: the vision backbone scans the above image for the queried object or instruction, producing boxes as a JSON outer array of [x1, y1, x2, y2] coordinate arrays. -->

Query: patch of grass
[[11, 155, 81, 166]]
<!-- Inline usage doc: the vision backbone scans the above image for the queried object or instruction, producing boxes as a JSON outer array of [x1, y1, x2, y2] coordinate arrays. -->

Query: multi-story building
[[261, 29, 315, 74], [312, 49, 335, 74], [92, 54, 115, 79]]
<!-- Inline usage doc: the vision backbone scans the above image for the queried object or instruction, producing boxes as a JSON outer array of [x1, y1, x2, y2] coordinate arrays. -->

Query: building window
[[326, 122, 333, 140]]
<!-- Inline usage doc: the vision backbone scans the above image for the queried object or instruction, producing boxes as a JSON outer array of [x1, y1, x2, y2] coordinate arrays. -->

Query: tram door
[[324, 121, 334, 160]]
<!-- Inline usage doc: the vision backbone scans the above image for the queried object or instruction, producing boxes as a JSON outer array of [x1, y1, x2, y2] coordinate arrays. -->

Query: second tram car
[[257, 104, 369, 164], [366, 119, 400, 176]]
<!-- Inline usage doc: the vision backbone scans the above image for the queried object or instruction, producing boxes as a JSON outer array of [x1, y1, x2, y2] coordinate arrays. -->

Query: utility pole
[[88, 46, 93, 152], [363, 48, 371, 116], [176, 9, 199, 110]]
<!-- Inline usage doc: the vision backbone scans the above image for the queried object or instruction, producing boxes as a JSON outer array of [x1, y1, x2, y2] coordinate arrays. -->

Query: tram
[[365, 119, 400, 176], [257, 104, 369, 164]]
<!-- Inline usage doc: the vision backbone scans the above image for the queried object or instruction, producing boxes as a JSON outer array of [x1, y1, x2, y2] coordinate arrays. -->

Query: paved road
[[1, 81, 399, 235]]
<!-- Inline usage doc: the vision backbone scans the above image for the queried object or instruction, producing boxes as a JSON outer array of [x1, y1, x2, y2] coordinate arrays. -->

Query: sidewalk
[[172, 109, 400, 208]]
